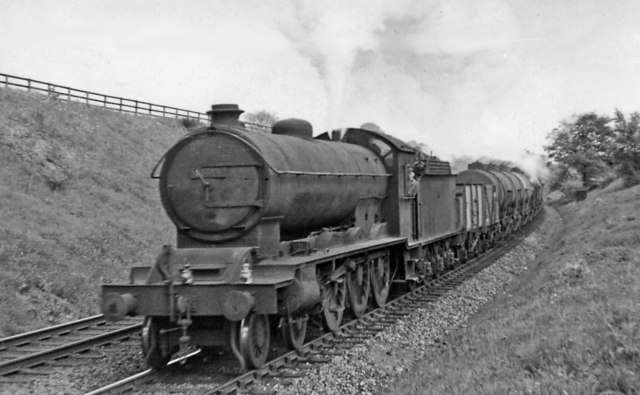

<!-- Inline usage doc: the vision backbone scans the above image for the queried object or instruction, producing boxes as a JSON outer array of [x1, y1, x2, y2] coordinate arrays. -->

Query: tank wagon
[[101, 104, 542, 370]]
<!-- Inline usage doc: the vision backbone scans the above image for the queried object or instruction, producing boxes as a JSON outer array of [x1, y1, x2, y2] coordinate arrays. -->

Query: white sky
[[1, 0, 639, 168]]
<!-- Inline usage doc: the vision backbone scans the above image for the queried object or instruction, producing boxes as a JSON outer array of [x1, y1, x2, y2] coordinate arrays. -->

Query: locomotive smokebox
[[207, 104, 244, 127], [159, 103, 389, 245]]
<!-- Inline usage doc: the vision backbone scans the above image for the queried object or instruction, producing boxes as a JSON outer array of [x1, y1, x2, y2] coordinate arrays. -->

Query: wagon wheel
[[238, 313, 270, 369], [370, 252, 391, 307], [321, 274, 346, 332], [280, 314, 308, 351], [141, 317, 172, 369], [467, 237, 477, 258], [488, 232, 496, 248], [346, 258, 370, 318], [480, 237, 488, 253], [433, 245, 444, 273]]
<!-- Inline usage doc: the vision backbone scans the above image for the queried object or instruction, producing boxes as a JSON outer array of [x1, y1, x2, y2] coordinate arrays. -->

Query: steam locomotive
[[101, 104, 542, 370]]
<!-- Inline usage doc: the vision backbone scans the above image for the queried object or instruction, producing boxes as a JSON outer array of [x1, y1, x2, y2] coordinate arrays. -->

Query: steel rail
[[84, 349, 203, 395], [84, 368, 153, 395], [0, 321, 141, 377], [0, 315, 107, 350]]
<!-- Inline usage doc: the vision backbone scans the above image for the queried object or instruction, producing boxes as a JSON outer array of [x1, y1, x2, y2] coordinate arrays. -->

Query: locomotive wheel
[[321, 275, 346, 332], [280, 314, 308, 351], [346, 259, 370, 318], [141, 317, 171, 369], [370, 253, 391, 307], [238, 313, 270, 369]]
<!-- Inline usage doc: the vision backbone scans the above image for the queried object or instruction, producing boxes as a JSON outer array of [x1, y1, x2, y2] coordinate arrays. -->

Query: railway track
[[0, 315, 141, 381], [86, 211, 543, 395]]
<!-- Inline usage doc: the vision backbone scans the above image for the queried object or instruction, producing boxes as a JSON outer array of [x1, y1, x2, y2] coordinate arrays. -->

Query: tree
[[241, 110, 278, 132], [544, 113, 614, 187], [611, 109, 640, 186]]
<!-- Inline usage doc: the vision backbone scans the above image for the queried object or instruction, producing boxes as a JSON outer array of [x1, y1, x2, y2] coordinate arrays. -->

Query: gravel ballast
[[273, 208, 561, 395]]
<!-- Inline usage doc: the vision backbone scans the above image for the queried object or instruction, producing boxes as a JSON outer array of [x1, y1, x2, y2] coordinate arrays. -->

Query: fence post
[[134, 100, 138, 114], [86, 91, 89, 104], [27, 79, 31, 91], [119, 98, 123, 112]]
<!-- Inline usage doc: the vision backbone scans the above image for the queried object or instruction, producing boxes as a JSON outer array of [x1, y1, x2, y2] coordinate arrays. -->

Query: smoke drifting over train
[[279, 0, 534, 163]]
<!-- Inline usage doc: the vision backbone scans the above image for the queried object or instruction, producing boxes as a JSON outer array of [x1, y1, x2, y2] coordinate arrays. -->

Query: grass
[[388, 184, 640, 394], [0, 87, 188, 336]]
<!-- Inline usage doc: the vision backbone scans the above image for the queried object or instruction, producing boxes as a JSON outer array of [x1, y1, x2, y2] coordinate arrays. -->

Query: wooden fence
[[0, 72, 208, 122]]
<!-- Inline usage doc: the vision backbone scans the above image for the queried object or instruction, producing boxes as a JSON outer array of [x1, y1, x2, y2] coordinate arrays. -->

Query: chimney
[[207, 104, 244, 127]]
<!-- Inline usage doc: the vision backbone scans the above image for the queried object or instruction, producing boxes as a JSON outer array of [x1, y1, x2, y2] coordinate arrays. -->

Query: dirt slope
[[0, 87, 188, 336]]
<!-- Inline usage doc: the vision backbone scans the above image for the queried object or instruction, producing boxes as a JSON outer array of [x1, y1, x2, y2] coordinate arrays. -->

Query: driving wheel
[[346, 258, 370, 318], [321, 274, 346, 332], [370, 252, 391, 307]]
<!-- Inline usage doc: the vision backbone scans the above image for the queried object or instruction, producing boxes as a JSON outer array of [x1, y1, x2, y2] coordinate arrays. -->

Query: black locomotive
[[101, 104, 542, 369]]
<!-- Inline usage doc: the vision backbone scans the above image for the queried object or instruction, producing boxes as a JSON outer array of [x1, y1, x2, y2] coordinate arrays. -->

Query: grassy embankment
[[391, 182, 640, 394], [0, 87, 189, 336]]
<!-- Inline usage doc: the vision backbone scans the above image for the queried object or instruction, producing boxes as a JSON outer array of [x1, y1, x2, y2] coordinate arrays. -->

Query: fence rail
[[0, 72, 208, 122]]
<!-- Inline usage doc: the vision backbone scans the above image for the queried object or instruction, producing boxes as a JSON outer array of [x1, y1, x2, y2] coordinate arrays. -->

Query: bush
[[618, 161, 640, 187], [179, 117, 202, 129], [560, 169, 585, 200]]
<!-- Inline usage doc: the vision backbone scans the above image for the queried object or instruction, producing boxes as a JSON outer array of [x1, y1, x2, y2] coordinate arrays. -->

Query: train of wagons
[[101, 104, 543, 370]]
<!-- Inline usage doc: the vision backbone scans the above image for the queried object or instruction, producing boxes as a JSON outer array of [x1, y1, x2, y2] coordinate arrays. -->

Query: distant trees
[[545, 110, 640, 190], [467, 160, 524, 174], [545, 113, 613, 188], [241, 110, 279, 131]]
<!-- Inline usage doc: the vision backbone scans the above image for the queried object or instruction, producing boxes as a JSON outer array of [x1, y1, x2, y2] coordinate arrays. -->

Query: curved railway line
[[0, 315, 141, 381], [84, 210, 544, 395]]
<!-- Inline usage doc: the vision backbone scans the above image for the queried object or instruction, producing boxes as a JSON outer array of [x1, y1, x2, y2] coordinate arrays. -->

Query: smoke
[[516, 150, 551, 184], [451, 150, 550, 184], [281, 1, 409, 127], [279, 0, 536, 164]]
